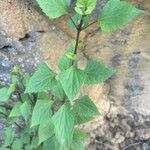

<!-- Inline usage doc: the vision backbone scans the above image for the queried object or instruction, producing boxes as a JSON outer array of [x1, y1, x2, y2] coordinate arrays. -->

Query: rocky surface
[[0, 0, 150, 149]]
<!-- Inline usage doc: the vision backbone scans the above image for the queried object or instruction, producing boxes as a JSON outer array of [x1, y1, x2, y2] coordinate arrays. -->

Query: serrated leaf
[[0, 107, 7, 116], [12, 139, 23, 149], [37, 0, 71, 19], [30, 137, 39, 149], [38, 119, 54, 144], [71, 138, 84, 150], [84, 59, 115, 85], [7, 84, 16, 96], [58, 44, 74, 72], [25, 63, 55, 93], [0, 88, 10, 102], [71, 128, 89, 150], [9, 102, 22, 118], [75, 0, 97, 15], [37, 92, 50, 100], [4, 127, 15, 147], [20, 101, 31, 122], [73, 128, 89, 142], [20, 125, 31, 145], [22, 75, 30, 88], [31, 99, 53, 127], [51, 80, 65, 100], [58, 66, 86, 101], [52, 104, 75, 144], [43, 136, 60, 150], [99, 0, 143, 32], [59, 54, 71, 72], [73, 96, 100, 124], [21, 93, 31, 103]]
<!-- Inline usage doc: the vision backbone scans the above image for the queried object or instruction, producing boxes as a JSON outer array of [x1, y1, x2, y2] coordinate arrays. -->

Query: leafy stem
[[72, 15, 84, 65]]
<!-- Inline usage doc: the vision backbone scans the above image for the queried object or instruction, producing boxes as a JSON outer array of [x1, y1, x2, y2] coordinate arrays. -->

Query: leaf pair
[[25, 60, 114, 102], [58, 60, 114, 101], [9, 100, 31, 123], [37, 0, 143, 32], [52, 95, 99, 148]]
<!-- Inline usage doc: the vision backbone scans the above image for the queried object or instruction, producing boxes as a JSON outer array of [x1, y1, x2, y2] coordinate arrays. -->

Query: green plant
[[0, 0, 143, 149]]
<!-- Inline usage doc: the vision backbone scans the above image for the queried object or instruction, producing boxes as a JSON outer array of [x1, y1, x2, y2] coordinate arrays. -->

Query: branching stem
[[82, 20, 97, 30], [72, 15, 84, 65], [70, 17, 78, 30]]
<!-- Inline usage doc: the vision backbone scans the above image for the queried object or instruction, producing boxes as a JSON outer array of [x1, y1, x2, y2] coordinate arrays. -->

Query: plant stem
[[0, 104, 12, 109], [0, 111, 23, 129], [0, 112, 7, 117], [70, 17, 78, 30], [82, 20, 97, 30], [72, 15, 84, 65], [14, 122, 23, 129]]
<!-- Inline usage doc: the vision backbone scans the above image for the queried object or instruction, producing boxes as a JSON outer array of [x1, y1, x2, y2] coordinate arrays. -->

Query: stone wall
[[0, 0, 150, 149]]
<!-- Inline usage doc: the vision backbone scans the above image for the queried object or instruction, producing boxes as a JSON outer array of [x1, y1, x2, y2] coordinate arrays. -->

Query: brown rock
[[0, 0, 50, 39]]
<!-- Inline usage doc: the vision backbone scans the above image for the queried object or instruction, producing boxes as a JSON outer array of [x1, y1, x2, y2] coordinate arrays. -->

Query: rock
[[0, 0, 70, 84], [0, 0, 51, 39], [0, 119, 7, 145], [114, 134, 125, 144]]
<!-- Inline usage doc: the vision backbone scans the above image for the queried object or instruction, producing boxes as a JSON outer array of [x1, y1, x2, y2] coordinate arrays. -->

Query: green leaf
[[66, 52, 77, 60], [73, 96, 100, 124], [58, 54, 71, 72], [52, 104, 75, 144], [75, 7, 83, 15], [31, 99, 53, 127], [71, 129, 89, 150], [75, 0, 97, 15], [22, 75, 30, 88], [20, 101, 31, 122], [51, 80, 65, 100], [37, 0, 71, 19], [7, 84, 16, 96], [4, 127, 15, 147], [11, 66, 21, 75], [20, 93, 30, 103], [84, 59, 115, 85], [58, 66, 86, 101], [68, 14, 89, 32], [0, 107, 7, 116], [9, 102, 22, 118], [20, 125, 32, 145], [30, 137, 39, 149], [73, 128, 89, 142], [12, 139, 23, 149], [58, 44, 74, 72], [99, 0, 143, 32], [43, 136, 60, 150], [0, 88, 10, 102], [37, 92, 50, 100], [38, 119, 54, 144], [25, 63, 55, 93]]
